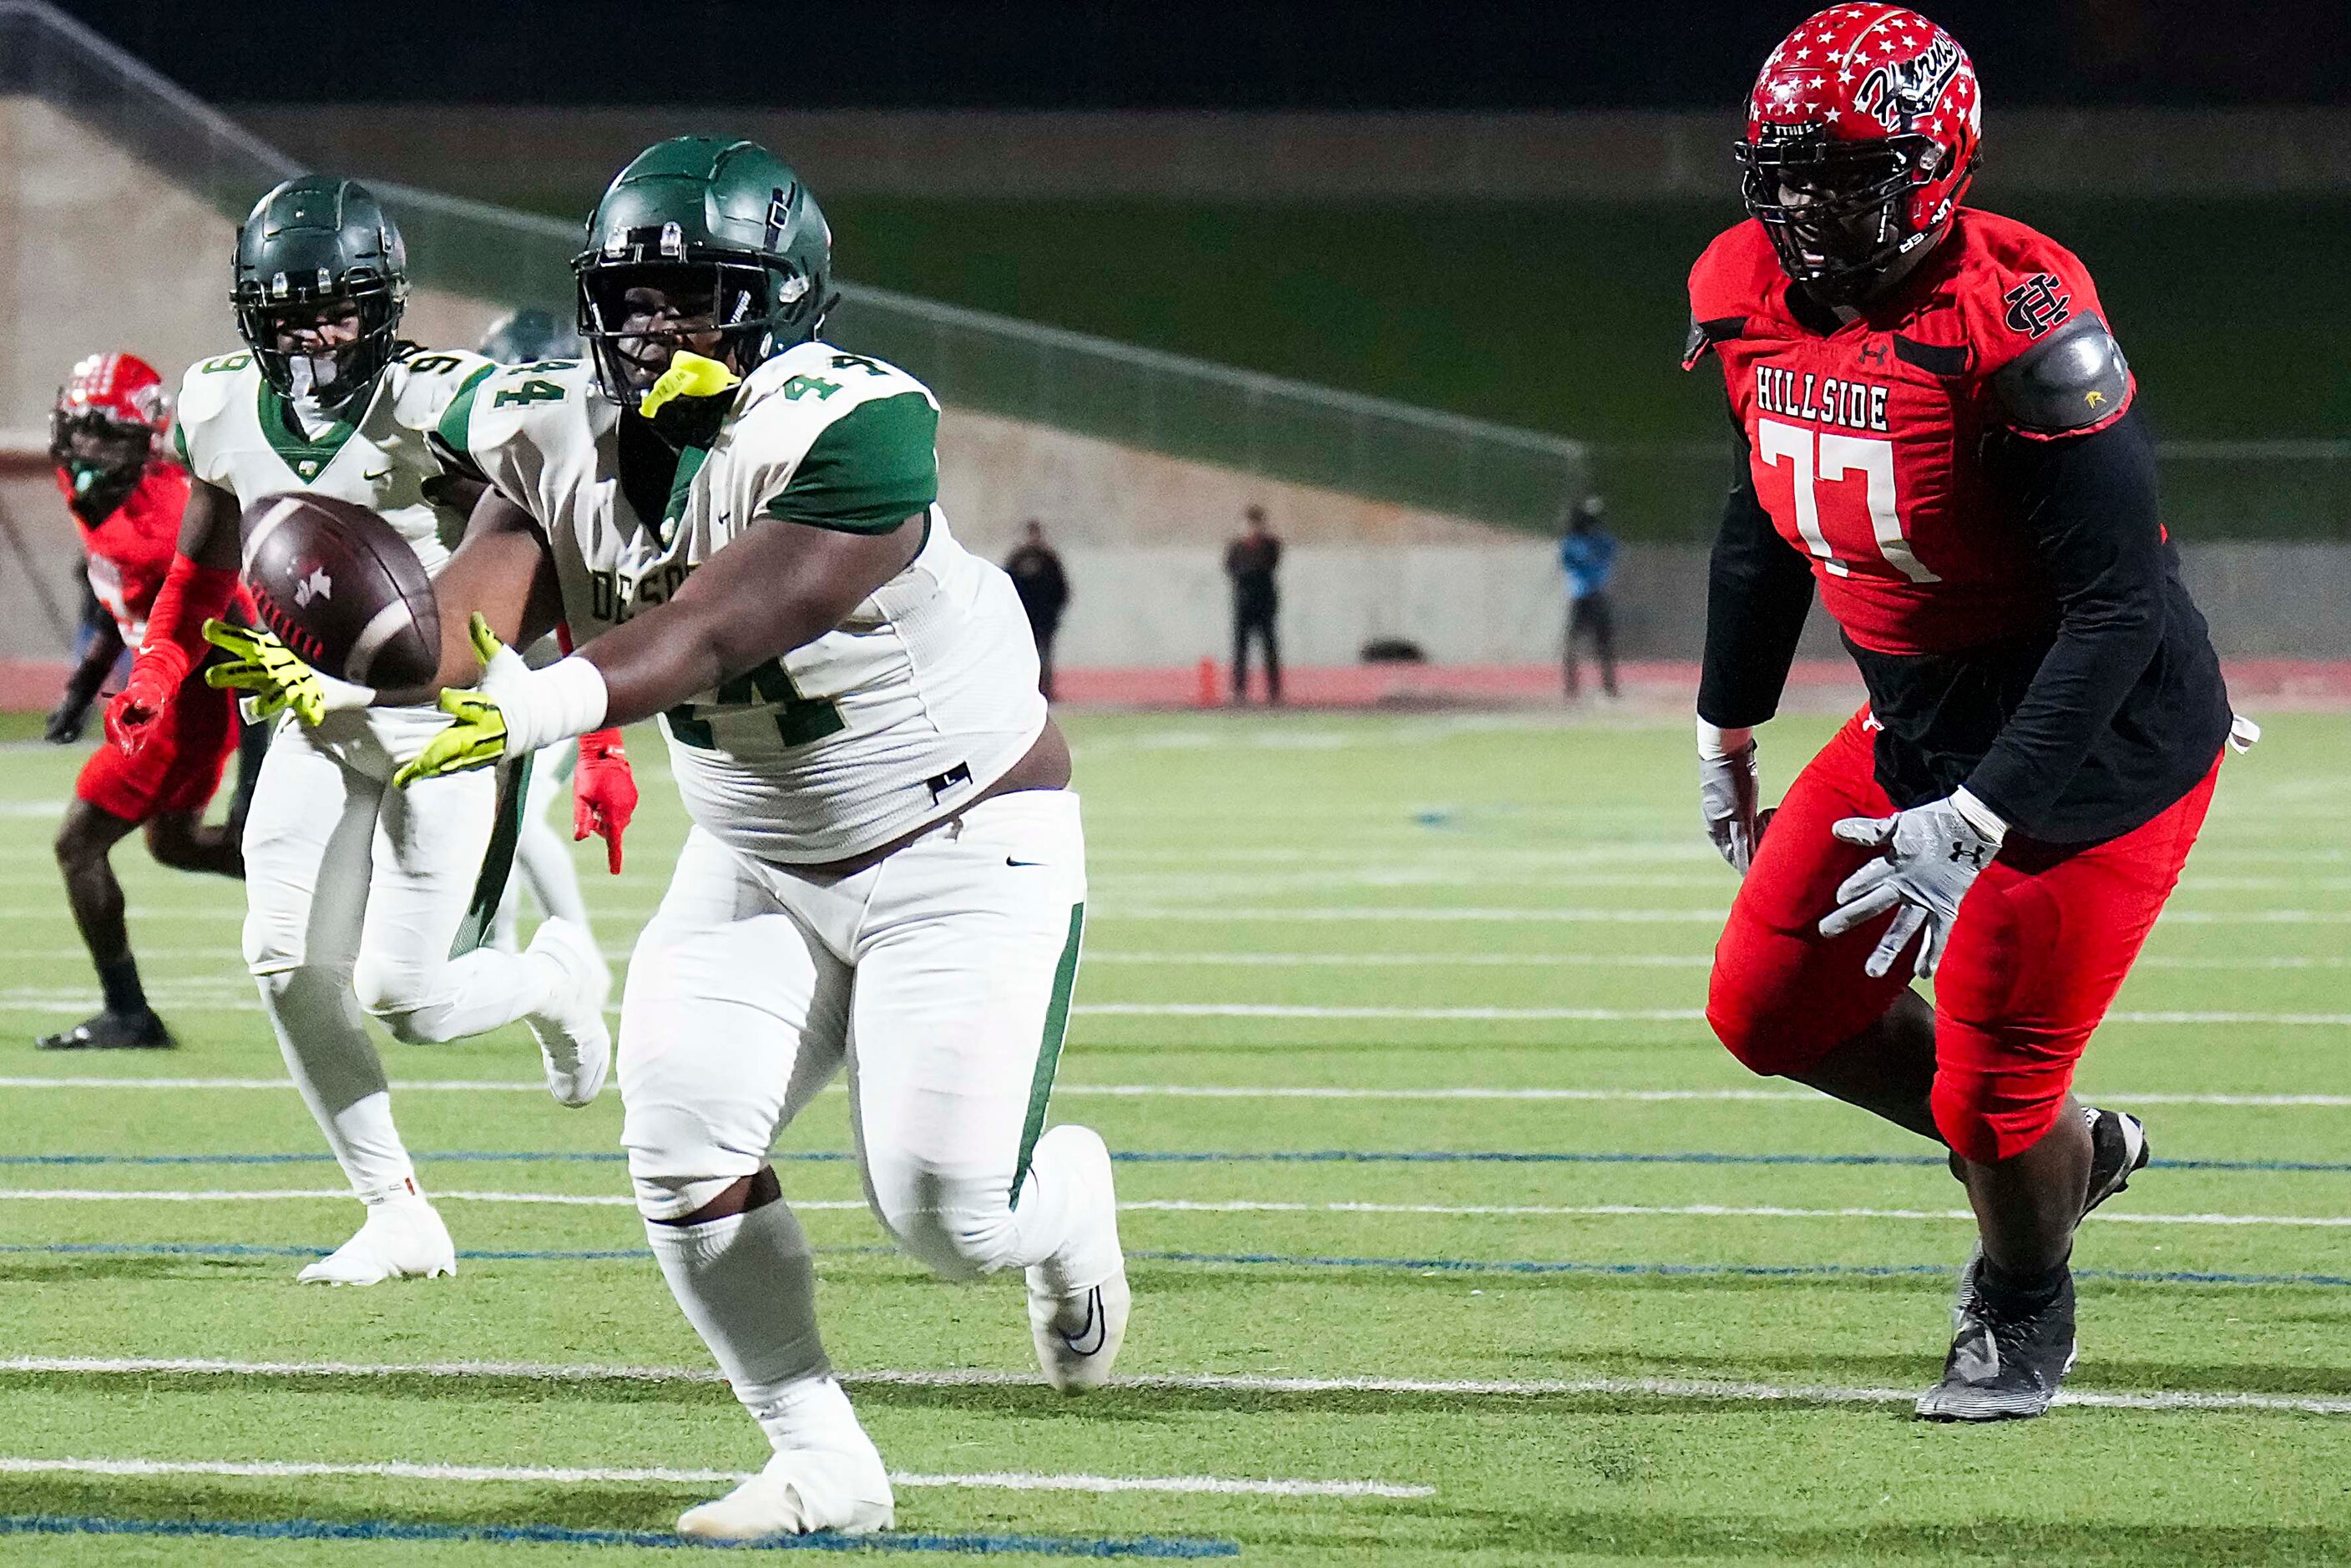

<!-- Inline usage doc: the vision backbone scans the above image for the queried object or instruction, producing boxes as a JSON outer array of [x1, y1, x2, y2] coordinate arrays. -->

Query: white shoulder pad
[[728, 340, 938, 483], [385, 347, 498, 434], [448, 357, 604, 509], [170, 349, 259, 477]]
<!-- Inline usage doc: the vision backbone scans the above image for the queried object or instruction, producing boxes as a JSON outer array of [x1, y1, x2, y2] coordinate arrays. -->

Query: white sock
[[1015, 1125, 1121, 1295], [254, 967, 416, 1199], [644, 1198, 839, 1450]]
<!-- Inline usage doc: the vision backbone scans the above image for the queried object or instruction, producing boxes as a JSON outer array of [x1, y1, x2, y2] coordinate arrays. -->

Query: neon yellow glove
[[200, 619, 375, 726], [392, 614, 513, 787], [393, 614, 609, 789]]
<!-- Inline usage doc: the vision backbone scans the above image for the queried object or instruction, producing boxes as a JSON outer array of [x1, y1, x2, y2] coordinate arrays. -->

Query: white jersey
[[454, 342, 1045, 865], [174, 346, 494, 576]]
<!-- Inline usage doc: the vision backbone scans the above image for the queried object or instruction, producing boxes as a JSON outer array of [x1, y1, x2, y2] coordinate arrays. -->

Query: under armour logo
[[292, 566, 332, 609], [1949, 842, 1989, 868]]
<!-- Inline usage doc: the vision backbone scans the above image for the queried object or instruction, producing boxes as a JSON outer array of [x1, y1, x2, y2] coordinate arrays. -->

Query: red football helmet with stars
[[49, 352, 173, 492], [1735, 6, 1982, 301]]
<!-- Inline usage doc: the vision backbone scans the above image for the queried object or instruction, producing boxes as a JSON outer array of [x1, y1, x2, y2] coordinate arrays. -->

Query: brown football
[[239, 493, 440, 690]]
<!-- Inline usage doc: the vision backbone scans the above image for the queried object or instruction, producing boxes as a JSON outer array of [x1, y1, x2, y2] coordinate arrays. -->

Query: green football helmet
[[232, 176, 408, 412], [572, 137, 837, 410], [478, 306, 582, 365]]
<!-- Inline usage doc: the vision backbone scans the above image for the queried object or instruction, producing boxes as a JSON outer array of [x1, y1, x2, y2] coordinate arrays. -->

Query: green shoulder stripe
[[761, 391, 938, 534], [435, 363, 498, 460], [172, 418, 190, 466]]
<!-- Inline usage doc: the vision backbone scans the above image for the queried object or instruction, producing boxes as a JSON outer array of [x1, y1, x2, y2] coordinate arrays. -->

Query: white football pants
[[493, 741, 590, 951], [241, 706, 561, 1200], [619, 788, 1105, 1286]]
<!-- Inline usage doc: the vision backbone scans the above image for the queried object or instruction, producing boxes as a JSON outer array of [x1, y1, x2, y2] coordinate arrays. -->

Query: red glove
[[107, 553, 240, 756], [104, 653, 182, 756], [573, 728, 637, 873]]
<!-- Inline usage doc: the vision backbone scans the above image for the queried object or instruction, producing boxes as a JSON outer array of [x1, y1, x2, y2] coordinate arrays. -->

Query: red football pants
[[1706, 708, 2220, 1164], [74, 671, 239, 824]]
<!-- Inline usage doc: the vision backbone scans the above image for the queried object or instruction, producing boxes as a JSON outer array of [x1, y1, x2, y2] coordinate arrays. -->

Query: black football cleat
[[1947, 1105, 2148, 1325], [2082, 1106, 2151, 1216], [1917, 1268, 2077, 1421], [36, 1009, 176, 1051]]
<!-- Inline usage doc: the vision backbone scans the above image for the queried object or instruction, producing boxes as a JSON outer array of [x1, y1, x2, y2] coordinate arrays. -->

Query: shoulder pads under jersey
[[1990, 315, 2131, 435]]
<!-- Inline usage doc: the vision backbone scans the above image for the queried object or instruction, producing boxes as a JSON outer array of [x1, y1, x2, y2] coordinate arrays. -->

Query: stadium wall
[[1035, 544, 2351, 670], [3, 94, 2345, 692]]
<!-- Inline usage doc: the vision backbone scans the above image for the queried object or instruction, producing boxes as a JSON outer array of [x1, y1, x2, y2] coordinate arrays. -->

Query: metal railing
[[2, 0, 1590, 531]]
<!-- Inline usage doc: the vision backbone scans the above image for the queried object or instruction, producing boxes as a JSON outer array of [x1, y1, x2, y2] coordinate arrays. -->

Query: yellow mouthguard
[[639, 350, 742, 418]]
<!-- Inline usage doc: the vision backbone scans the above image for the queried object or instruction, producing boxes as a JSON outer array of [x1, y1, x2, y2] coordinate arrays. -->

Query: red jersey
[[1685, 209, 2134, 658], [53, 462, 200, 650]]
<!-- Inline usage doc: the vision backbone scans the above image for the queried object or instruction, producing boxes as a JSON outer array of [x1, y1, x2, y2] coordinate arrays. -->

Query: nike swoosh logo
[[363, 469, 393, 483], [1058, 1287, 1106, 1358], [1007, 857, 1043, 867]]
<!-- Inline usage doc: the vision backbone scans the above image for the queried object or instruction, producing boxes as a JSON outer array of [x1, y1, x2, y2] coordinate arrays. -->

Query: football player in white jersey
[[103, 178, 612, 1287], [471, 308, 639, 955], [397, 139, 1127, 1539]]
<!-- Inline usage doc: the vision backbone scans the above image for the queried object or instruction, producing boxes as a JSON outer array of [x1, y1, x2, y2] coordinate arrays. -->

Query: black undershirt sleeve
[[1697, 426, 1816, 729], [1962, 409, 2168, 827]]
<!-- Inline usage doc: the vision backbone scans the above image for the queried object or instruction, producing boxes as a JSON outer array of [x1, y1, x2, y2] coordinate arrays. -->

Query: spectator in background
[[1225, 504, 1282, 704], [1004, 519, 1070, 698], [1560, 494, 1620, 700]]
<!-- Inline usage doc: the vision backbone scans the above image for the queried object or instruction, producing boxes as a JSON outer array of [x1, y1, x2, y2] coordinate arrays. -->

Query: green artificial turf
[[0, 711, 2344, 1563]]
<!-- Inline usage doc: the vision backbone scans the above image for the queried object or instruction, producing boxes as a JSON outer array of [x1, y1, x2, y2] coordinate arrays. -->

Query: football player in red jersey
[[41, 353, 252, 1051], [1684, 8, 2239, 1419]]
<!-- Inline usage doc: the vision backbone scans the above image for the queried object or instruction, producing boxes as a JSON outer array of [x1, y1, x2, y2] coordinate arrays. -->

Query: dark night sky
[[47, 0, 2351, 109]]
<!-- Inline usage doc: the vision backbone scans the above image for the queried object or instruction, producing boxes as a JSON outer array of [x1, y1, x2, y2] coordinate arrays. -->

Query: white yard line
[[1081, 1004, 1706, 1021], [2, 1187, 2342, 1227], [0, 1454, 1427, 1499], [1077, 1003, 2351, 1025], [0, 945, 2341, 971], [7, 1354, 2345, 1418], [0, 1188, 855, 1210], [19, 998, 2334, 1024], [1091, 906, 2351, 926], [1084, 951, 1714, 968], [1, 1077, 2347, 1108], [1119, 1200, 2351, 1228]]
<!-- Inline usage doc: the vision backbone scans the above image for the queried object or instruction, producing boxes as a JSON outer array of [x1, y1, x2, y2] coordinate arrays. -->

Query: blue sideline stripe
[[7, 1148, 2351, 1171], [0, 1513, 1238, 1557], [13, 1238, 2351, 1290]]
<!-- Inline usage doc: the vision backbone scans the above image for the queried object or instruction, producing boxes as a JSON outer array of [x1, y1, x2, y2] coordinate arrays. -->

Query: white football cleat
[[1024, 1125, 1130, 1393], [675, 1438, 895, 1540], [523, 917, 610, 1107], [297, 1201, 456, 1286]]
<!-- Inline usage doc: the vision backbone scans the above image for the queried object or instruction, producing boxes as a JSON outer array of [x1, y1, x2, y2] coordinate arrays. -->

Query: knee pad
[[351, 952, 451, 1044], [243, 906, 303, 979], [631, 1171, 753, 1224], [1706, 976, 1831, 1079], [1930, 1068, 2066, 1166], [873, 1165, 1013, 1284]]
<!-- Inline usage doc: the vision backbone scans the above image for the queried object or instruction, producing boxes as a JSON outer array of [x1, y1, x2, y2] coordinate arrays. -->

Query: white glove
[[1818, 789, 2007, 979], [1697, 719, 1771, 876]]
